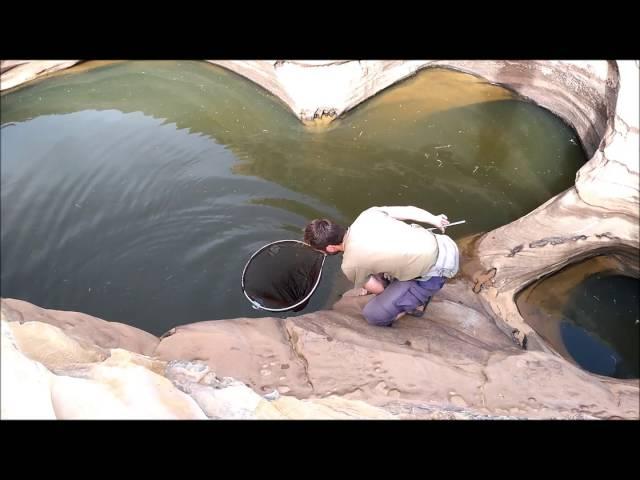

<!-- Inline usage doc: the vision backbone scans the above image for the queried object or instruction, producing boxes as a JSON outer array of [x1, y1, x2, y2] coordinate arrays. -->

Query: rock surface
[[0, 312, 398, 420], [1, 60, 637, 419], [1, 298, 159, 355], [153, 288, 639, 419], [0, 60, 81, 91]]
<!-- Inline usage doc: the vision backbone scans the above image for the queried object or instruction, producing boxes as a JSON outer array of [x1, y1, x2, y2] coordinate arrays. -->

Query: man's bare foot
[[405, 304, 426, 318]]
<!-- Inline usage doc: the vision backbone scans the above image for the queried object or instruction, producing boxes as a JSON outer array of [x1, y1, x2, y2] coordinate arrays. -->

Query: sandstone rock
[[153, 293, 638, 419], [1, 318, 206, 420], [470, 61, 638, 349], [1, 321, 56, 419], [482, 351, 639, 419], [164, 359, 279, 419], [2, 298, 159, 355], [268, 395, 395, 420], [163, 359, 396, 419], [7, 320, 108, 370], [49, 363, 207, 420], [155, 318, 313, 398], [0, 61, 81, 91]]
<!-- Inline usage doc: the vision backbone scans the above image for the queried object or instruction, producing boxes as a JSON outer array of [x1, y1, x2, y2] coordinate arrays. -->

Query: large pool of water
[[1, 60, 586, 335]]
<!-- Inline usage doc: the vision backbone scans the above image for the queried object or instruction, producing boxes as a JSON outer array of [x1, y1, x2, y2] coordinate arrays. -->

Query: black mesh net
[[242, 240, 325, 312]]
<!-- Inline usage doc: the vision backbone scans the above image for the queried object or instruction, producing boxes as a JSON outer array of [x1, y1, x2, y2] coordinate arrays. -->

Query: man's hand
[[363, 274, 387, 294], [342, 287, 369, 297], [377, 207, 450, 233], [431, 213, 450, 233]]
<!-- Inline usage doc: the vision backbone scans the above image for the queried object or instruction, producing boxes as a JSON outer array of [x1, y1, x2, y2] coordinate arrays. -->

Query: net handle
[[425, 219, 466, 231]]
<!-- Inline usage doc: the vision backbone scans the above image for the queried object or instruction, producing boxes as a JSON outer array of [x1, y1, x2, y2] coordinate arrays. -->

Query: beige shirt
[[341, 206, 439, 288]]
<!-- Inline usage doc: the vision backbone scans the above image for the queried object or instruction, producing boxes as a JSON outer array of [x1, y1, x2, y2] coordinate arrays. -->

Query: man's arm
[[377, 206, 450, 232]]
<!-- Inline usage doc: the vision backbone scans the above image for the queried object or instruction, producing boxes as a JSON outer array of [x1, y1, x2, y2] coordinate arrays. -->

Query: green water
[[518, 258, 639, 379], [1, 60, 586, 335]]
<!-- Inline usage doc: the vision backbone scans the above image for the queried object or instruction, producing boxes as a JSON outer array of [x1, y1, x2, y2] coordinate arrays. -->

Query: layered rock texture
[[1, 60, 637, 419]]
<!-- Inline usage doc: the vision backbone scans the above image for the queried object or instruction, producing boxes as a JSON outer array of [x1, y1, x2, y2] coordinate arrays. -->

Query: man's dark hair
[[304, 219, 346, 251]]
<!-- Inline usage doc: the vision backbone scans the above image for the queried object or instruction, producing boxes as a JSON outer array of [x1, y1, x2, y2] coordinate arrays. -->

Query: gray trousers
[[362, 276, 446, 327]]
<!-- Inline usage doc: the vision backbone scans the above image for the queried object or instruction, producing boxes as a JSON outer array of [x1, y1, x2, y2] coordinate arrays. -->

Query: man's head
[[304, 219, 346, 254]]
